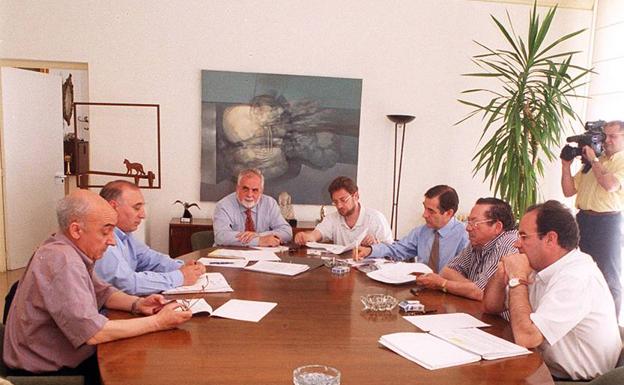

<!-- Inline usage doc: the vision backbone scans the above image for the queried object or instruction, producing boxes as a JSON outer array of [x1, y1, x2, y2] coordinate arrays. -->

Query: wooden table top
[[98, 249, 553, 385]]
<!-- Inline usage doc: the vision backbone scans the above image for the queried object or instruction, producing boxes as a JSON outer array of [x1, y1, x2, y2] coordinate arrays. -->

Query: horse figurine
[[123, 159, 146, 175]]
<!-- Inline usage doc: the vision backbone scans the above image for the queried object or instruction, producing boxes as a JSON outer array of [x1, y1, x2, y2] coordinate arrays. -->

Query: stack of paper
[[253, 245, 289, 253], [208, 249, 280, 261], [162, 272, 234, 294], [430, 328, 531, 360], [366, 262, 433, 284], [403, 312, 490, 331], [379, 332, 481, 370], [244, 261, 309, 276]]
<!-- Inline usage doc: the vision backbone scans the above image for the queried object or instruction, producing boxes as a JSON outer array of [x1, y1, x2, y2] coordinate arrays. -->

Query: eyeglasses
[[466, 219, 495, 228], [332, 194, 353, 207], [517, 232, 543, 241]]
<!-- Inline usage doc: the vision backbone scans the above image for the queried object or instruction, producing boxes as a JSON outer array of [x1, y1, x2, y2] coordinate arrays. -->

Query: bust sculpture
[[278, 191, 296, 224]]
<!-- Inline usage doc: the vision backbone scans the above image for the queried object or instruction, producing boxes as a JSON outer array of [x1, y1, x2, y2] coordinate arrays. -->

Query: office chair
[[190, 230, 214, 251]]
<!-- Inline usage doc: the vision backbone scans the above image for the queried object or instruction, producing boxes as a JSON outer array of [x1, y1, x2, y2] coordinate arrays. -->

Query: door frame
[[0, 59, 88, 272]]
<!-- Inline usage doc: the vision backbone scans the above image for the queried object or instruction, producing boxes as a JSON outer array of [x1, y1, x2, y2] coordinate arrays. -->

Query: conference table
[[98, 248, 554, 385]]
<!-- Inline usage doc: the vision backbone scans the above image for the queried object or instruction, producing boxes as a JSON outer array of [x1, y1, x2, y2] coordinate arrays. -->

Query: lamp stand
[[387, 114, 415, 240]]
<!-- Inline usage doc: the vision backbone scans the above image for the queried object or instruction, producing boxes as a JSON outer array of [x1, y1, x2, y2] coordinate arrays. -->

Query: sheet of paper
[[253, 246, 289, 253], [430, 328, 532, 360], [175, 298, 213, 315], [208, 249, 280, 261], [306, 231, 367, 255], [403, 312, 490, 332], [162, 272, 234, 294], [244, 261, 309, 276], [379, 332, 481, 370], [366, 262, 433, 284], [211, 299, 277, 322], [198, 257, 249, 268]]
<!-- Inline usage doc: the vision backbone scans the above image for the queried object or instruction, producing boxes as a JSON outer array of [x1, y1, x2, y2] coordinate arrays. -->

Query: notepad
[[244, 261, 309, 276], [162, 272, 234, 294], [178, 298, 276, 322]]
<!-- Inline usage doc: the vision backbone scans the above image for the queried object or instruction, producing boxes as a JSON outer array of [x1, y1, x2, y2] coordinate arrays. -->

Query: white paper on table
[[198, 257, 249, 268], [208, 249, 280, 261], [176, 298, 214, 315], [403, 312, 490, 332], [244, 261, 309, 276], [430, 328, 532, 360], [252, 246, 289, 253], [211, 299, 277, 322], [379, 332, 481, 370], [306, 231, 366, 254], [162, 272, 234, 294], [366, 262, 433, 284]]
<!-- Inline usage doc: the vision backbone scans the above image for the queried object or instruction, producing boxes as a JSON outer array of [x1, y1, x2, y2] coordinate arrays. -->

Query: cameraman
[[561, 120, 624, 318]]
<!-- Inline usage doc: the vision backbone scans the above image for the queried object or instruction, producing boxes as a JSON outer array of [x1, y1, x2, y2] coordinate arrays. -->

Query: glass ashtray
[[360, 294, 398, 312]]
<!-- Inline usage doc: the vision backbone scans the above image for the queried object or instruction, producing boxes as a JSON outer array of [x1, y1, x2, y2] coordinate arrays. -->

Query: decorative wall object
[[200, 70, 362, 204]]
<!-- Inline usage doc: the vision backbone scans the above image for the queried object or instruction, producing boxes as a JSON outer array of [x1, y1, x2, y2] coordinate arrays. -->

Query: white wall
[[0, 0, 593, 253]]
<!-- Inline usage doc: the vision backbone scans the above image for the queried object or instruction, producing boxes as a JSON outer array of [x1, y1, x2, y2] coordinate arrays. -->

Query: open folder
[[379, 328, 531, 370], [177, 298, 277, 322]]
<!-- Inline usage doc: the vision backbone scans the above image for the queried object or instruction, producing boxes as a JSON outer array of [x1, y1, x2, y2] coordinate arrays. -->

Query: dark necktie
[[428, 230, 440, 273], [245, 208, 255, 232]]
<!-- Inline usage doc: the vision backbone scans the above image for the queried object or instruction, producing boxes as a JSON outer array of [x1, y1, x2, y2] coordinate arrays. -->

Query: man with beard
[[294, 176, 392, 247], [354, 185, 467, 272], [213, 168, 292, 246]]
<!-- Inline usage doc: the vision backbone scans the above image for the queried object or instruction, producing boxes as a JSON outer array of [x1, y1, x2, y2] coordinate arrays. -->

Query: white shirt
[[315, 206, 393, 245], [528, 249, 622, 380]]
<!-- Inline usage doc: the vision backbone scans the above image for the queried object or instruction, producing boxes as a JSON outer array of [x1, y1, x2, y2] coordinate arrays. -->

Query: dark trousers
[[577, 211, 622, 317], [8, 353, 100, 385]]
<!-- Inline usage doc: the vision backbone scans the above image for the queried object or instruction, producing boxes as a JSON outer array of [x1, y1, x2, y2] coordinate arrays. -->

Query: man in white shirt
[[294, 176, 392, 247], [484, 200, 622, 381]]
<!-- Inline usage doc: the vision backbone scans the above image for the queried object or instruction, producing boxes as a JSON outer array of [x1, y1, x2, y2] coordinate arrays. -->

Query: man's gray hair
[[607, 120, 624, 131], [237, 168, 264, 188], [56, 194, 91, 231]]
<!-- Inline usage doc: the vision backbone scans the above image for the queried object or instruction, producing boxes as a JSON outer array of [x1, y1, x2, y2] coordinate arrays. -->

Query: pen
[[208, 262, 235, 265]]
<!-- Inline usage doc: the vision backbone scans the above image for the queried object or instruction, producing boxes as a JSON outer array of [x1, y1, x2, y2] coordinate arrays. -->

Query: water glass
[[293, 365, 340, 385]]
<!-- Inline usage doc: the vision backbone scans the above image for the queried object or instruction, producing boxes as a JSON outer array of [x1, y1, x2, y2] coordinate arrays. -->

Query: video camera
[[560, 120, 607, 173]]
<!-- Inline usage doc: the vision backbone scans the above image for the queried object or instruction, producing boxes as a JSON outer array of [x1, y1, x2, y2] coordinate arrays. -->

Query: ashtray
[[360, 294, 398, 312], [323, 257, 347, 268]]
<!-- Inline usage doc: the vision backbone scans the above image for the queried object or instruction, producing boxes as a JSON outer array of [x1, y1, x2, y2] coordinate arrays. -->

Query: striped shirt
[[447, 230, 519, 290]]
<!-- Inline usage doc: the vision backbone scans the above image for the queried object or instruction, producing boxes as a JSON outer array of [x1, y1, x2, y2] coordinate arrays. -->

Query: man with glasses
[[483, 200, 621, 381], [561, 120, 624, 317], [213, 168, 292, 247], [354, 185, 468, 272], [95, 180, 206, 295], [415, 197, 517, 301], [294, 176, 392, 247]]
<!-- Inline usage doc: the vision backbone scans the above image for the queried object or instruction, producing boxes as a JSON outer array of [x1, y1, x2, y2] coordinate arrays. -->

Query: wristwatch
[[508, 277, 528, 288]]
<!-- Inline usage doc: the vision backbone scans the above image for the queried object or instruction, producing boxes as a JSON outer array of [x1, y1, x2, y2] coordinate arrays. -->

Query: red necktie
[[245, 208, 255, 232]]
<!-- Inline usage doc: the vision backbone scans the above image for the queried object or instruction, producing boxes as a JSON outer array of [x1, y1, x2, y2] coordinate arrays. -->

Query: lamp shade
[[386, 115, 415, 124]]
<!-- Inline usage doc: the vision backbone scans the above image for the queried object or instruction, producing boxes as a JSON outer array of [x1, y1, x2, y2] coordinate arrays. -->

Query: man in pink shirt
[[3, 190, 191, 384]]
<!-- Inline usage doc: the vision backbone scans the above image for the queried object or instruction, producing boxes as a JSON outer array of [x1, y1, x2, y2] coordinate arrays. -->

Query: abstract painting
[[200, 70, 362, 204]]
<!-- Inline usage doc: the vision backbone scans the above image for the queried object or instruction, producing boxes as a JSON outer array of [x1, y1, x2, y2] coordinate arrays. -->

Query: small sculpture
[[278, 192, 296, 226], [319, 205, 326, 223], [174, 200, 200, 222], [124, 159, 146, 175]]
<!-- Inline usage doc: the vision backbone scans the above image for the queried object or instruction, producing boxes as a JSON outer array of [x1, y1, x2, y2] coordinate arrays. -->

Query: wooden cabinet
[[169, 218, 213, 257], [168, 218, 317, 257]]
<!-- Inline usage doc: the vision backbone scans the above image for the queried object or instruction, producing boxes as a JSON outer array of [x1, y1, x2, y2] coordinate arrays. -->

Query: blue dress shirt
[[368, 217, 469, 270], [213, 192, 293, 246], [94, 227, 184, 295]]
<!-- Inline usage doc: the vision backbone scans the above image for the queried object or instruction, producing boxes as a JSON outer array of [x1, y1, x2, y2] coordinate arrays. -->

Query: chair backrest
[[3, 281, 19, 324], [190, 231, 214, 251], [590, 366, 624, 385]]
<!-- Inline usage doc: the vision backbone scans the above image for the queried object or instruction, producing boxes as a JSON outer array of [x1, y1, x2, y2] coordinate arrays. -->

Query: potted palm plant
[[457, 2, 592, 218]]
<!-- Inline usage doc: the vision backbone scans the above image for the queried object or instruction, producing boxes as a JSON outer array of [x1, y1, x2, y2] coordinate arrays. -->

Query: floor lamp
[[387, 114, 415, 240]]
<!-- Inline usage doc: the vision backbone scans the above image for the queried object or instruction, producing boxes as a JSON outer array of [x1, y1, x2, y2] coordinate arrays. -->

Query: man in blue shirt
[[355, 185, 468, 272], [95, 180, 205, 295], [213, 168, 293, 246]]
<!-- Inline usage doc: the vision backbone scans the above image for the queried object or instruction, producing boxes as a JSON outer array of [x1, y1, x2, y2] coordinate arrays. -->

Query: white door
[[1, 67, 65, 269]]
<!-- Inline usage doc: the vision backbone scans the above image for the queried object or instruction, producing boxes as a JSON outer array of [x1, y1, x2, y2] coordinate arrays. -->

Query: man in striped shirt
[[416, 197, 518, 301]]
